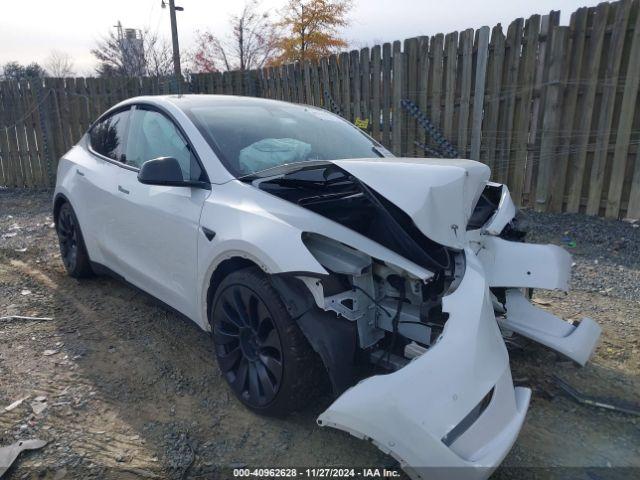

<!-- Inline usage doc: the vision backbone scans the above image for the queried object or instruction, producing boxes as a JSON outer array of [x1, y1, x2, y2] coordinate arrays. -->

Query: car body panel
[[501, 289, 601, 366], [195, 179, 437, 330], [482, 183, 516, 236], [113, 167, 210, 320], [475, 236, 572, 291], [54, 142, 121, 267], [318, 248, 531, 479], [334, 158, 490, 249]]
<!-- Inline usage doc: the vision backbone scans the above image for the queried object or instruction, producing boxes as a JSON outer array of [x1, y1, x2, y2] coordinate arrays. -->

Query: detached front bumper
[[318, 249, 530, 480], [501, 289, 601, 366]]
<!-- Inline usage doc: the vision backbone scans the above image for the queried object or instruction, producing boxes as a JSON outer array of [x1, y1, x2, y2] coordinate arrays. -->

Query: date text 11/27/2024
[[232, 468, 402, 478]]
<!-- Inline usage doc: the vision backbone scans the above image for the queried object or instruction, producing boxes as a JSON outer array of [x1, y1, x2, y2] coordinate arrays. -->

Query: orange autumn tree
[[271, 0, 352, 65]]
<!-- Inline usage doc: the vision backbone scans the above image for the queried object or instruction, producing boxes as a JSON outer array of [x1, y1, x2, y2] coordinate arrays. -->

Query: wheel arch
[[205, 256, 262, 330], [53, 192, 70, 224]]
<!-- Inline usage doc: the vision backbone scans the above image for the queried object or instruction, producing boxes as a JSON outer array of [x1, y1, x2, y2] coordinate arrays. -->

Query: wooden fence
[[1, 0, 639, 219]]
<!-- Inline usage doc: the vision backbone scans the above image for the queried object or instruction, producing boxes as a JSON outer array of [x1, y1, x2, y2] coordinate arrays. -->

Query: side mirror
[[137, 157, 208, 188]]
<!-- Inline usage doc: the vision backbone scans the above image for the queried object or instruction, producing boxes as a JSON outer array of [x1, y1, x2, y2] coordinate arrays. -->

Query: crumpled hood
[[332, 158, 491, 249]]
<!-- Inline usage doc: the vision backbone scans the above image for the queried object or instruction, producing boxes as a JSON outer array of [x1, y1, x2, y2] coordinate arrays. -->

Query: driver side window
[[126, 108, 201, 181]]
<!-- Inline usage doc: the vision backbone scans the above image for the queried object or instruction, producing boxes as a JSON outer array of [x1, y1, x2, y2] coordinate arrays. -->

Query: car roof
[[120, 94, 317, 112]]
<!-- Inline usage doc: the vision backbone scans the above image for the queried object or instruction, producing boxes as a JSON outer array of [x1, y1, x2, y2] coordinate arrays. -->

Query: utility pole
[[165, 0, 183, 92]]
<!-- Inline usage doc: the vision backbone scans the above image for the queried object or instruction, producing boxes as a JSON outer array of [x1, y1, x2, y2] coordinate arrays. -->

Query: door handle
[[75, 169, 85, 176], [118, 185, 130, 195]]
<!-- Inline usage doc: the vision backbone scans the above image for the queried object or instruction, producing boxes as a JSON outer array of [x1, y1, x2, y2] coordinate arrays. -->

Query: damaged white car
[[53, 95, 602, 479]]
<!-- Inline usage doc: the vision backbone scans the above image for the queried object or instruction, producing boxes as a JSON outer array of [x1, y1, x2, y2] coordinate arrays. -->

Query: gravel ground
[[520, 210, 640, 300], [0, 189, 638, 479]]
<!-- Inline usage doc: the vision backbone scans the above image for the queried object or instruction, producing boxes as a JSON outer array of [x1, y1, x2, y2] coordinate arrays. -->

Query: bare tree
[[45, 50, 75, 77], [192, 0, 279, 72], [91, 25, 174, 77]]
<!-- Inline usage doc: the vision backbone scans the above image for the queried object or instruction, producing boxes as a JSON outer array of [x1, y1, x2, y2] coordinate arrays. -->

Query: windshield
[[182, 100, 386, 177]]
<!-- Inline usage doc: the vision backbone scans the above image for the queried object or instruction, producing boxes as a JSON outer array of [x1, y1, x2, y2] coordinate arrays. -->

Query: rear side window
[[89, 110, 130, 162]]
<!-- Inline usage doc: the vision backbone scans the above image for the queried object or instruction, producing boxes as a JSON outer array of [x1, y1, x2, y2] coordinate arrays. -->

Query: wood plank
[[351, 50, 361, 121], [0, 83, 7, 186], [297, 62, 304, 102], [12, 81, 28, 187], [0, 82, 16, 186], [59, 79, 74, 151], [4, 82, 23, 187], [283, 66, 292, 101], [405, 37, 419, 156], [17, 80, 35, 188], [303, 60, 313, 104], [429, 34, 444, 149], [525, 11, 559, 201], [496, 18, 523, 184], [28, 80, 48, 187], [457, 29, 474, 158], [535, 27, 568, 212], [586, 0, 633, 215], [371, 45, 382, 141], [275, 67, 284, 100], [606, 2, 640, 218], [417, 36, 430, 150], [340, 52, 351, 120], [549, 8, 588, 212], [65, 78, 81, 146], [565, 3, 609, 212], [483, 25, 505, 171], [320, 57, 331, 108], [48, 78, 67, 177], [360, 47, 371, 127], [23, 81, 41, 187], [443, 31, 458, 142], [470, 26, 490, 161], [382, 43, 392, 147], [311, 61, 322, 107], [328, 54, 341, 112], [392, 52, 403, 155], [511, 15, 541, 206]]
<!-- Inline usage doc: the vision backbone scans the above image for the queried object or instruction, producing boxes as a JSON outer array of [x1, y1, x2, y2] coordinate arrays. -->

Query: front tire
[[56, 202, 93, 278], [210, 267, 325, 416]]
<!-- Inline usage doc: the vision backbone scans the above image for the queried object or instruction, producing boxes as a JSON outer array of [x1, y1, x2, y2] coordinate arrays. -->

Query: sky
[[0, 0, 604, 75]]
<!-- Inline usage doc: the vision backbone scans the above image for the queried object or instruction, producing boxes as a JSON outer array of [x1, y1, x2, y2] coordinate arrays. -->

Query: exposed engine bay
[[241, 158, 602, 479]]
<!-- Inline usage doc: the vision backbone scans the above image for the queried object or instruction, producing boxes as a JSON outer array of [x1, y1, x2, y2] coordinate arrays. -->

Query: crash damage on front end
[[241, 157, 602, 479]]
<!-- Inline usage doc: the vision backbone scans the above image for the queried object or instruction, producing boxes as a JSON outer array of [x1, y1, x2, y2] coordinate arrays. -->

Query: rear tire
[[56, 202, 93, 278], [210, 267, 326, 416]]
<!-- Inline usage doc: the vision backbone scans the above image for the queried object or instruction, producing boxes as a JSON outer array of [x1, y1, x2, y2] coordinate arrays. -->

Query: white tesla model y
[[53, 95, 601, 479]]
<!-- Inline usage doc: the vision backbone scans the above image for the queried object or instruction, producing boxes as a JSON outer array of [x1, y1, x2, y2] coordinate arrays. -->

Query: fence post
[[470, 26, 490, 161], [565, 3, 608, 213], [586, 0, 633, 216], [607, 5, 640, 218], [535, 26, 568, 212], [35, 80, 55, 187], [392, 52, 403, 155]]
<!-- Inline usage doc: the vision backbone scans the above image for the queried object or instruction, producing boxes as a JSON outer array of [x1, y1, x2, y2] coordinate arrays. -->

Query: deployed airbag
[[239, 138, 311, 174]]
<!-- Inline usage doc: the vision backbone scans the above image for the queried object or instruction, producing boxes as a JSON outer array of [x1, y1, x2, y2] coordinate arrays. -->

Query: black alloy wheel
[[213, 284, 284, 408], [57, 204, 79, 270], [55, 202, 92, 278]]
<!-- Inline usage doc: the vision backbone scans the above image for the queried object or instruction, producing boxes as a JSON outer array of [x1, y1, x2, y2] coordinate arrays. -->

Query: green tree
[[2, 61, 48, 81]]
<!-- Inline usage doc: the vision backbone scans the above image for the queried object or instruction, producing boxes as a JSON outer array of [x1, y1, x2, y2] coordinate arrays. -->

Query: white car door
[[75, 108, 131, 268], [112, 105, 210, 320]]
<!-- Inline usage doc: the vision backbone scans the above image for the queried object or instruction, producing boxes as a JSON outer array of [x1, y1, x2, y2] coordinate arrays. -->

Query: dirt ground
[[1, 189, 639, 479]]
